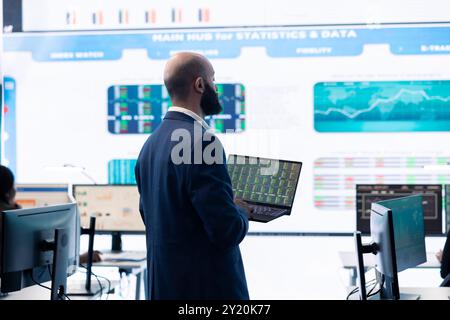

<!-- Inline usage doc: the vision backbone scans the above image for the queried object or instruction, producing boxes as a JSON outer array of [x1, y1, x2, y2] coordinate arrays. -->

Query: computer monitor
[[356, 184, 442, 235], [72, 184, 144, 251], [15, 184, 71, 208], [354, 195, 426, 300], [445, 185, 450, 233], [0, 203, 80, 300]]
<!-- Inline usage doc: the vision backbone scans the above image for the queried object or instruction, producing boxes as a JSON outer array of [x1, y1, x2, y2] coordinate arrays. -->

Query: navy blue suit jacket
[[135, 111, 249, 300]]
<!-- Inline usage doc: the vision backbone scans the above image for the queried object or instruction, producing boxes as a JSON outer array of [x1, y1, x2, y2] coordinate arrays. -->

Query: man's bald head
[[163, 52, 213, 101]]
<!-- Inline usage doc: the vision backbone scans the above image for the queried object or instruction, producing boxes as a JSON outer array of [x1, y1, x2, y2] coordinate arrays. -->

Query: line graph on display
[[315, 88, 450, 119], [314, 80, 450, 132]]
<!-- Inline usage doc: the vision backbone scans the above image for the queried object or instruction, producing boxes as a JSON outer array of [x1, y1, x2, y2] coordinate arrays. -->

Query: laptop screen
[[227, 155, 302, 208]]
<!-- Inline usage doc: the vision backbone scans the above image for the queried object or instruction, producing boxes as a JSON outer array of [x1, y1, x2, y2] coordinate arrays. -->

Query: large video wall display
[[4, 0, 450, 232]]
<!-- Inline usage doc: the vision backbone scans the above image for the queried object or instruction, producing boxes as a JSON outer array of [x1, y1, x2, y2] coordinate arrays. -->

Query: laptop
[[227, 154, 302, 222]]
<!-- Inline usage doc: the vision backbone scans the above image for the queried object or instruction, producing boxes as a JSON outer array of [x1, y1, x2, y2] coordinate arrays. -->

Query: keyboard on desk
[[249, 204, 288, 223], [101, 250, 147, 262]]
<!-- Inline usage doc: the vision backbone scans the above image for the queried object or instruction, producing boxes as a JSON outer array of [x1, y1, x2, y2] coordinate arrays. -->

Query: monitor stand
[[111, 232, 123, 252], [66, 279, 103, 296], [354, 231, 378, 300], [104, 232, 146, 261], [67, 217, 103, 296], [40, 228, 70, 300]]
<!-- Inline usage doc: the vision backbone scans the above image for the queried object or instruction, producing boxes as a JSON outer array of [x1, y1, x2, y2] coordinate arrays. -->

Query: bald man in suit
[[135, 52, 253, 299]]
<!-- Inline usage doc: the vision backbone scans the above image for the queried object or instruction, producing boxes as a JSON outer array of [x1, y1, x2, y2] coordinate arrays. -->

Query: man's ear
[[194, 77, 205, 94]]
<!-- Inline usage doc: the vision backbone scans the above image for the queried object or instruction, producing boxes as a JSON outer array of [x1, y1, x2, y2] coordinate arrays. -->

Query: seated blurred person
[[0, 165, 102, 264], [436, 231, 450, 285], [0, 165, 21, 211]]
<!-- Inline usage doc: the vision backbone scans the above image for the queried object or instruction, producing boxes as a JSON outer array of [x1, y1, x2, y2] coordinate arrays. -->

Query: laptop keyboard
[[249, 204, 287, 217]]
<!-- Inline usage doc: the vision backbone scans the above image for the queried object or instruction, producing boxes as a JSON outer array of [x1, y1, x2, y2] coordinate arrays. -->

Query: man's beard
[[200, 83, 222, 116]]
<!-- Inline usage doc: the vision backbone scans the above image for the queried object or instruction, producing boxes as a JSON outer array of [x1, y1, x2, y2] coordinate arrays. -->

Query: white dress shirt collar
[[168, 106, 211, 130]]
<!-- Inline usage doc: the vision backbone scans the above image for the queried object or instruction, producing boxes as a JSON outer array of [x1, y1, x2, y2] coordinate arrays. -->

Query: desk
[[348, 287, 450, 300], [0, 260, 148, 300], [401, 287, 450, 300], [93, 260, 147, 300], [340, 251, 440, 286], [0, 276, 112, 300]]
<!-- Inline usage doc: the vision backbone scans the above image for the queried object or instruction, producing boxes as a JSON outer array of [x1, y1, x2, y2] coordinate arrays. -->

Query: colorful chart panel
[[108, 159, 137, 184], [107, 84, 245, 134], [3, 77, 17, 174], [314, 156, 450, 211]]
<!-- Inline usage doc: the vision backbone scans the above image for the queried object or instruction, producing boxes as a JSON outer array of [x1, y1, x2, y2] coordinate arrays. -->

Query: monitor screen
[[356, 184, 442, 235], [73, 184, 144, 232], [0, 203, 79, 294], [377, 195, 427, 272], [15, 184, 71, 208], [227, 154, 302, 207], [370, 195, 426, 299], [445, 185, 450, 233]]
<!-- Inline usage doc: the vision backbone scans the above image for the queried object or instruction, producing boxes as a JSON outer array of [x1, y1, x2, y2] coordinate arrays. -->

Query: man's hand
[[79, 250, 103, 264], [234, 197, 254, 219], [436, 249, 443, 264]]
